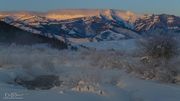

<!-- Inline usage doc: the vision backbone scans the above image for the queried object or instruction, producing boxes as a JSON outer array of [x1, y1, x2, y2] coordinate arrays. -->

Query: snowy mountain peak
[[0, 10, 180, 44], [135, 14, 180, 32], [99, 9, 114, 20], [45, 9, 139, 23], [0, 9, 140, 23]]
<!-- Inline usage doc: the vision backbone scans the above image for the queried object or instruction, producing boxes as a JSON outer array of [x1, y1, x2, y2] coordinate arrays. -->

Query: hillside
[[0, 21, 67, 49], [0, 9, 179, 44]]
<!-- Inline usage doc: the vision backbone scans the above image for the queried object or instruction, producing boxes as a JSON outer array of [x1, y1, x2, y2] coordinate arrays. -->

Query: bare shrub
[[135, 60, 177, 83], [136, 31, 180, 83], [139, 32, 178, 59]]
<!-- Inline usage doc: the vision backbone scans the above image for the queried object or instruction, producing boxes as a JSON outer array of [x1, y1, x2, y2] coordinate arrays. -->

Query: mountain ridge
[[0, 9, 179, 43], [0, 9, 141, 22]]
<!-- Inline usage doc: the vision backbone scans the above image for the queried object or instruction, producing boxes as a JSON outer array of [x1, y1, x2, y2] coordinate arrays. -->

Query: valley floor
[[0, 40, 180, 101]]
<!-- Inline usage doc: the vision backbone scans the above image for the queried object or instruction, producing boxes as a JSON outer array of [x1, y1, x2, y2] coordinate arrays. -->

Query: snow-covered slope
[[0, 9, 180, 44], [0, 10, 141, 43]]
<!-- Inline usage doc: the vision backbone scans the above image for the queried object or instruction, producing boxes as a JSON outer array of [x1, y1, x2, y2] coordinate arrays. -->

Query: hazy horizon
[[0, 0, 179, 16]]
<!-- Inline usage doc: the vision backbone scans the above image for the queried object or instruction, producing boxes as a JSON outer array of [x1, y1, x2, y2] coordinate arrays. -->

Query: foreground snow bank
[[0, 70, 180, 101]]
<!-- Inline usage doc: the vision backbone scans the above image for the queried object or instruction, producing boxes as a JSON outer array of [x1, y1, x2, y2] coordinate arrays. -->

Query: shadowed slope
[[0, 21, 67, 49]]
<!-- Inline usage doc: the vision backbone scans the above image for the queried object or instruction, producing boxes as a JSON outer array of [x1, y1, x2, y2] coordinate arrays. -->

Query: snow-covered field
[[0, 40, 180, 101]]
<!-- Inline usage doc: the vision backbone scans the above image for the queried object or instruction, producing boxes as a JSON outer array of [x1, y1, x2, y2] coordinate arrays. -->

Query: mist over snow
[[0, 41, 179, 101]]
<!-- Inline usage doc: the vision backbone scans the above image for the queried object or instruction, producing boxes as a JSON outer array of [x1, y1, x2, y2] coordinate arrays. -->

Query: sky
[[0, 0, 179, 16]]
